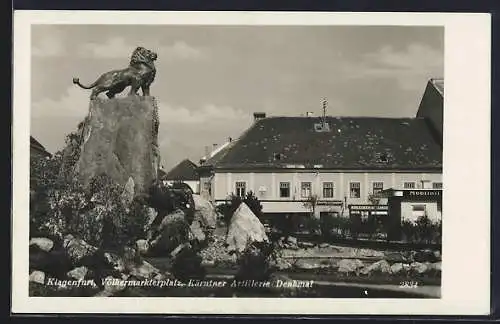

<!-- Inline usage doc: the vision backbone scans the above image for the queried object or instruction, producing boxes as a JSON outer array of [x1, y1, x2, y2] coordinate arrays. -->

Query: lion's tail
[[72, 77, 97, 89]]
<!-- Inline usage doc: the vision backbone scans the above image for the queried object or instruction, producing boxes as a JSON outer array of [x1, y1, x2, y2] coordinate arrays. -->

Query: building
[[30, 136, 51, 159], [417, 78, 444, 147], [198, 79, 444, 226], [162, 159, 200, 194]]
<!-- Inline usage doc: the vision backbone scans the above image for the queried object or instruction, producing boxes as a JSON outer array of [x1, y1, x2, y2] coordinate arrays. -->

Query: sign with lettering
[[317, 200, 343, 206], [349, 205, 389, 211], [403, 190, 442, 200], [348, 204, 389, 217]]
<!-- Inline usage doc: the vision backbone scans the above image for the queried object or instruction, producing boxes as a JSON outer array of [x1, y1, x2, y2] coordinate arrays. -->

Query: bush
[[217, 191, 263, 226], [171, 243, 206, 283], [234, 241, 279, 282], [30, 131, 150, 249], [401, 216, 441, 244], [267, 214, 294, 239], [321, 213, 351, 239]]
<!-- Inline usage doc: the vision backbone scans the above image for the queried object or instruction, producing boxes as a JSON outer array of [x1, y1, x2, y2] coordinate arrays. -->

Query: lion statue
[[73, 46, 158, 100]]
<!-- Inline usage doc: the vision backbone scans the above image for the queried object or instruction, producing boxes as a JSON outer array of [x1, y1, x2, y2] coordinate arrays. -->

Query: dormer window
[[314, 122, 331, 133]]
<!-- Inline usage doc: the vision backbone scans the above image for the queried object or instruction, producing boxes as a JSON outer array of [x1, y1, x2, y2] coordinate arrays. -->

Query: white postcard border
[[12, 10, 491, 315]]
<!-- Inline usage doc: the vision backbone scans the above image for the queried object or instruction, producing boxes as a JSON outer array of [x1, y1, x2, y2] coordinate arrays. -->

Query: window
[[235, 181, 246, 197], [279, 182, 290, 198], [350, 182, 361, 198], [404, 182, 416, 189], [301, 182, 312, 198], [412, 204, 426, 218], [323, 182, 334, 198], [433, 182, 443, 189], [372, 182, 384, 194]]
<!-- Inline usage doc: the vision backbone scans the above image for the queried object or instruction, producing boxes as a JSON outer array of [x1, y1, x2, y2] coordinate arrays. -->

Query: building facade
[[198, 79, 444, 224]]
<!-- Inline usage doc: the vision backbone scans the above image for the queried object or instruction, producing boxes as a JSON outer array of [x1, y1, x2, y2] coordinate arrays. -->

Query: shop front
[[375, 189, 443, 240], [348, 204, 390, 240]]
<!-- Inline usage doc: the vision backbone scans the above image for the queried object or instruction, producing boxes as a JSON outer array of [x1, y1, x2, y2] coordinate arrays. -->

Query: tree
[[302, 194, 320, 235], [367, 193, 380, 205]]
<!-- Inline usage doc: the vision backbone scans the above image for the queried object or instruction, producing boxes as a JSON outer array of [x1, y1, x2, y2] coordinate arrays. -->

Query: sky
[[30, 25, 444, 171]]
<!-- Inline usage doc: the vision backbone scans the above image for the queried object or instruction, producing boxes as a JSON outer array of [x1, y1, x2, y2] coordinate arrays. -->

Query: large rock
[[337, 259, 364, 275], [360, 260, 391, 275], [410, 262, 428, 274], [135, 239, 150, 255], [384, 251, 409, 263], [189, 220, 206, 243], [149, 209, 190, 254], [192, 194, 217, 229], [29, 270, 46, 284], [67, 266, 88, 280], [226, 202, 269, 253], [63, 234, 98, 265], [390, 262, 405, 274], [128, 261, 161, 280], [74, 96, 161, 195], [29, 237, 54, 252], [413, 249, 440, 263]]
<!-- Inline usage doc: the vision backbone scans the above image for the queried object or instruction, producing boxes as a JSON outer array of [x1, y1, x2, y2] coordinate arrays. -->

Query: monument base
[[74, 96, 161, 196]]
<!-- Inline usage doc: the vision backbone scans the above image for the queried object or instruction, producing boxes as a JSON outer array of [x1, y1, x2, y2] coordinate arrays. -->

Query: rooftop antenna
[[322, 98, 327, 126]]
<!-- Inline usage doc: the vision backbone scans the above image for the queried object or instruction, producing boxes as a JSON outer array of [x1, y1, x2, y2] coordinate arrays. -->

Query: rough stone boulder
[[148, 209, 190, 254], [74, 96, 161, 195], [360, 260, 391, 276], [337, 259, 364, 275], [226, 202, 269, 253], [29, 237, 54, 252], [63, 234, 98, 265], [29, 270, 46, 284], [192, 194, 217, 230]]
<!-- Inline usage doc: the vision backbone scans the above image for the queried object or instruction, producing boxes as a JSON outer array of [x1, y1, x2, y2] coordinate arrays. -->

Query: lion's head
[[130, 46, 158, 67]]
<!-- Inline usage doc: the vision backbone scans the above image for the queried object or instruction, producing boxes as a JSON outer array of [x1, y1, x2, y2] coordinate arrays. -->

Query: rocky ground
[[28, 198, 441, 297], [197, 228, 441, 286]]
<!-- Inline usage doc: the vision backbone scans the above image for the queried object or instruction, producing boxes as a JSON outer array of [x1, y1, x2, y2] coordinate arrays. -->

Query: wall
[[401, 201, 442, 223], [212, 170, 442, 212], [165, 180, 200, 194], [416, 81, 444, 145], [199, 175, 213, 199]]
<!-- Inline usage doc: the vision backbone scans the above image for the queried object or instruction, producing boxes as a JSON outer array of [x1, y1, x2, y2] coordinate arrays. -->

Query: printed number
[[399, 281, 419, 288]]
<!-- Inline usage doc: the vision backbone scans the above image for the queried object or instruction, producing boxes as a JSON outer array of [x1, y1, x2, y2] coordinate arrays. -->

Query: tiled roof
[[206, 116, 442, 171], [30, 136, 51, 157], [164, 159, 200, 180]]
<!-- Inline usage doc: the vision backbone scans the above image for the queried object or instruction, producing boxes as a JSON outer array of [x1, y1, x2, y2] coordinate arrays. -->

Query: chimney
[[228, 137, 232, 142], [212, 143, 218, 150], [204, 145, 210, 158], [253, 112, 266, 122]]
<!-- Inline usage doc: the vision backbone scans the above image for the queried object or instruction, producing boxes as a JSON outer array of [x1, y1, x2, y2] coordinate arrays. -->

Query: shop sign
[[403, 190, 442, 199]]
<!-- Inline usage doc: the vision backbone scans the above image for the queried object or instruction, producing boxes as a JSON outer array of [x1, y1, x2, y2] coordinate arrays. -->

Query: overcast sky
[[30, 25, 443, 171]]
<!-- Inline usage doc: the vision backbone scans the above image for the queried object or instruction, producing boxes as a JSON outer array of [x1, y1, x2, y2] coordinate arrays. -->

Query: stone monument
[[71, 46, 161, 197]]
